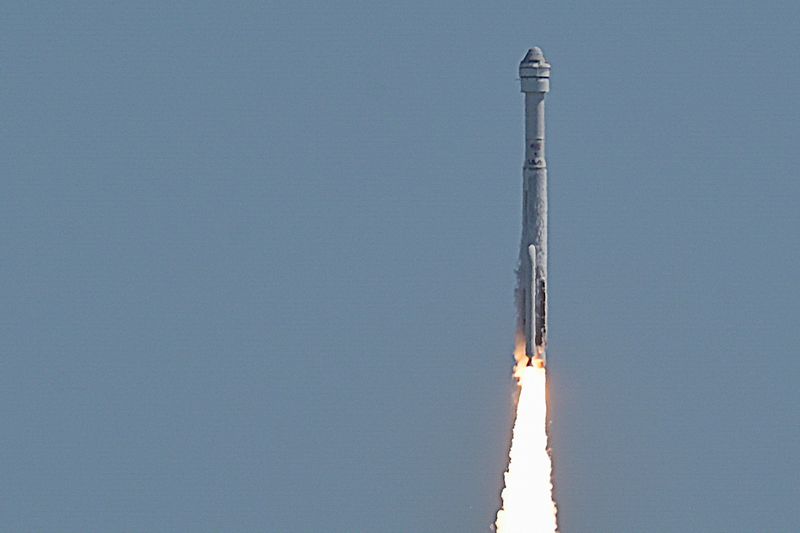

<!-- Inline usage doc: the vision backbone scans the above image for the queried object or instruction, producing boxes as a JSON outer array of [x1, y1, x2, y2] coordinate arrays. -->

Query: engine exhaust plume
[[494, 363, 558, 533]]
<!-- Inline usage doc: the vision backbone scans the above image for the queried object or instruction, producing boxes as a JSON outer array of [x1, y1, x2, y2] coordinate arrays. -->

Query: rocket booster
[[517, 47, 550, 365]]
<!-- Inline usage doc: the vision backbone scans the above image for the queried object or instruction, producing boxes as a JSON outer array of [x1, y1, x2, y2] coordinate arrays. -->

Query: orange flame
[[512, 338, 529, 379]]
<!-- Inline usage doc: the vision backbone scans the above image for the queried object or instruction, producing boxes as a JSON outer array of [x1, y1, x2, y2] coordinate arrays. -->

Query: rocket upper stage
[[517, 47, 550, 365]]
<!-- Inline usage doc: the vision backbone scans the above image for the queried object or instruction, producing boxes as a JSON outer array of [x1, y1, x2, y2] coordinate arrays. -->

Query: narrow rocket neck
[[524, 94, 546, 169]]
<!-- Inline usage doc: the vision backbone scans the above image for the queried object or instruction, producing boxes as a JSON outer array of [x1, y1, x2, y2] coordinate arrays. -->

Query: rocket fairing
[[517, 47, 550, 366]]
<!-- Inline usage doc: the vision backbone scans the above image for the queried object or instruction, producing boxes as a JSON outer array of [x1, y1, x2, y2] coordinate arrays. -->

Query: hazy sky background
[[2, 1, 799, 532]]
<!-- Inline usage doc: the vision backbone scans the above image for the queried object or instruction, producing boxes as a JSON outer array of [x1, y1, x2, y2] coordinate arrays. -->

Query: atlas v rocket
[[517, 47, 550, 367]]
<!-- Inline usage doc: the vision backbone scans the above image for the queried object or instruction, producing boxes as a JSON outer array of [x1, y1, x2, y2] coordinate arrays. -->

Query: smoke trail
[[495, 364, 558, 533]]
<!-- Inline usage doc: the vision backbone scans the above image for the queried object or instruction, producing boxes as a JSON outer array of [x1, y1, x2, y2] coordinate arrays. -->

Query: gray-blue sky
[[2, 1, 799, 531]]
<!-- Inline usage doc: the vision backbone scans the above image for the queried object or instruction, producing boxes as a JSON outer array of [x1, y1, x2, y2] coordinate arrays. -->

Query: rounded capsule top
[[525, 47, 545, 62]]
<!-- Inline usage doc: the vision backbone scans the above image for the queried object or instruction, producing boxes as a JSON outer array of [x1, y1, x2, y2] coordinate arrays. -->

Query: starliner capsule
[[517, 47, 550, 367]]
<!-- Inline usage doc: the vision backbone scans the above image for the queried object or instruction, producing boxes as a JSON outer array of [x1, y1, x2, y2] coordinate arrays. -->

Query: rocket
[[517, 47, 550, 367]]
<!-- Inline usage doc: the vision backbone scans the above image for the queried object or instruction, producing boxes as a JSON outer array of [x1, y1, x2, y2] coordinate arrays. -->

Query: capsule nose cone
[[523, 47, 545, 62]]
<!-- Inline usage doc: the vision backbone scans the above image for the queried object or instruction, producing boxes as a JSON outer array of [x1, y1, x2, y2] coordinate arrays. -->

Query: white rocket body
[[518, 48, 550, 364]]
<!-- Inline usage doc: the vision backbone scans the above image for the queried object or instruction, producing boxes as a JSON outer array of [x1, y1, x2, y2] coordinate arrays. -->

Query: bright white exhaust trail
[[495, 363, 558, 533]]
